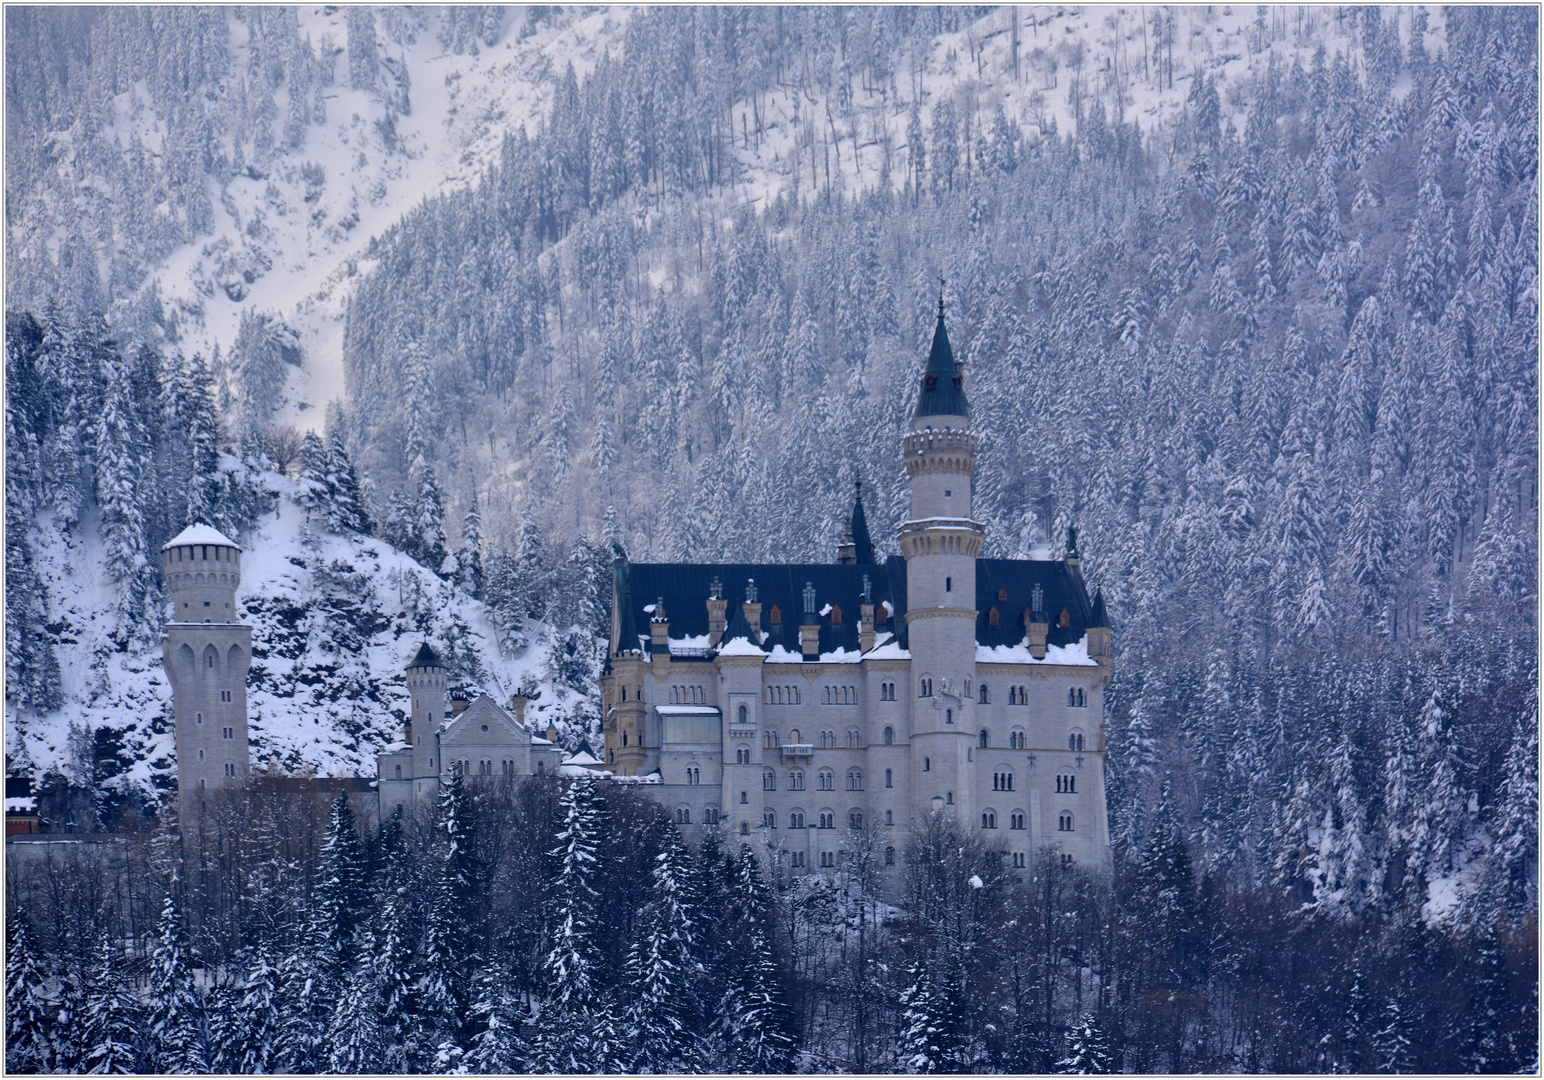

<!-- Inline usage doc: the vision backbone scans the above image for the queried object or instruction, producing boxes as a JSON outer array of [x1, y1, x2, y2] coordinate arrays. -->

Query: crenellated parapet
[[903, 426, 980, 477]]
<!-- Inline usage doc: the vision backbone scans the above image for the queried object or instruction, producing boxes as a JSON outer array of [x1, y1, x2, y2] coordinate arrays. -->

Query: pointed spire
[[913, 297, 970, 419], [406, 642, 443, 670], [719, 596, 764, 652], [612, 548, 642, 655], [1089, 588, 1110, 628], [850, 478, 875, 565]]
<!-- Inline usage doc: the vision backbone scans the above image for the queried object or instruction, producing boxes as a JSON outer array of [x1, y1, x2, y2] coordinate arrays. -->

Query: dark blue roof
[[614, 556, 1095, 657], [913, 311, 970, 419]]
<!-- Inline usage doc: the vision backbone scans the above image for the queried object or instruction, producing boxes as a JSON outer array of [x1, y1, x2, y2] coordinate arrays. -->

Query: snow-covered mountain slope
[[12, 466, 595, 802]]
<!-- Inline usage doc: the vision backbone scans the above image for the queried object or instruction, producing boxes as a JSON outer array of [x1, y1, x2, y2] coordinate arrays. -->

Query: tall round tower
[[405, 643, 447, 803], [900, 301, 984, 826], [162, 524, 252, 828]]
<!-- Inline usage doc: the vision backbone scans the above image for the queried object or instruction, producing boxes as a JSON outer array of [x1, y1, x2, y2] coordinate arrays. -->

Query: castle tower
[[162, 524, 252, 827], [606, 550, 650, 776], [900, 300, 984, 826], [405, 643, 447, 803]]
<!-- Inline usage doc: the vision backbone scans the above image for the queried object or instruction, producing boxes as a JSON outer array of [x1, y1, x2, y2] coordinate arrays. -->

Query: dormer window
[[988, 606, 1000, 626], [829, 605, 843, 625], [998, 588, 1008, 602], [769, 605, 782, 626], [1059, 608, 1071, 628], [924, 374, 937, 390]]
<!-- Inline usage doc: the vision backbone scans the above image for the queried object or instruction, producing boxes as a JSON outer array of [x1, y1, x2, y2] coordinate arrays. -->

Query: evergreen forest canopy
[[6, 773, 1537, 1074], [2, 5, 1539, 1073]]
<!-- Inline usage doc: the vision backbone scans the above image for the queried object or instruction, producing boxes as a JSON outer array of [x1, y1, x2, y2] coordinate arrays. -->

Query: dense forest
[[3, 5, 1538, 1072], [7, 775, 1537, 1074]]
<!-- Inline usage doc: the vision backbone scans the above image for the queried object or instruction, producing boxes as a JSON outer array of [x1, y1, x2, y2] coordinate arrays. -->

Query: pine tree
[[459, 492, 484, 598], [415, 465, 449, 573], [376, 881, 421, 1073], [297, 429, 331, 521], [6, 907, 55, 1073], [716, 848, 795, 1073], [232, 940, 283, 1075], [326, 425, 373, 534], [896, 958, 944, 1073], [326, 939, 383, 1075], [464, 964, 529, 1073], [313, 794, 368, 979], [1372, 997, 1415, 1073], [143, 891, 208, 1074], [623, 824, 700, 1072], [1056, 1012, 1115, 1074], [419, 770, 480, 1061], [78, 931, 140, 1074], [532, 773, 609, 1073], [274, 929, 327, 1072]]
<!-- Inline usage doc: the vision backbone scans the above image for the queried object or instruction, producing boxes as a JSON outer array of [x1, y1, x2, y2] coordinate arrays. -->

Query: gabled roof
[[438, 694, 524, 742], [719, 597, 765, 653], [163, 523, 240, 550], [406, 642, 443, 670], [913, 309, 970, 419]]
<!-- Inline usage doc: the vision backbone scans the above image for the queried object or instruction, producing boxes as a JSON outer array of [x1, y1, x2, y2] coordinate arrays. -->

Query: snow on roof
[[564, 750, 604, 766], [865, 634, 910, 660], [6, 797, 37, 812], [655, 704, 720, 715], [716, 635, 768, 657], [162, 523, 240, 550], [559, 763, 604, 777], [975, 637, 1099, 667], [531, 734, 554, 745], [765, 644, 862, 664]]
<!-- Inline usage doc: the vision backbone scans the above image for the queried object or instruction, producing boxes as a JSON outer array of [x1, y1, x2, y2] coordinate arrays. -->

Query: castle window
[[220, 690, 233, 702], [1013, 852, 1027, 868], [198, 749, 204, 761], [819, 812, 834, 830], [622, 732, 628, 747], [817, 769, 834, 791], [988, 606, 1000, 626], [621, 686, 626, 701], [830, 605, 843, 625], [979, 683, 990, 704], [920, 677, 933, 697], [994, 771, 1015, 791], [224, 762, 235, 777], [790, 810, 805, 828], [737, 747, 751, 764], [769, 605, 782, 626], [883, 726, 894, 745], [979, 729, 989, 748], [998, 588, 1009, 602], [676, 807, 691, 824], [1057, 774, 1078, 794], [196, 712, 203, 724], [1062, 853, 1076, 868], [945, 576, 952, 593], [820, 728, 834, 747], [791, 850, 805, 866], [946, 709, 953, 725], [763, 771, 775, 790], [886, 809, 894, 825], [706, 807, 720, 825], [741, 821, 749, 835], [738, 704, 748, 724], [789, 770, 805, 791], [1068, 730, 1085, 752], [1010, 729, 1026, 749], [982, 811, 997, 829], [222, 727, 232, 739], [846, 769, 863, 791], [923, 757, 931, 772], [207, 654, 214, 668], [481, 725, 489, 733], [741, 790, 749, 804], [763, 810, 776, 828], [846, 729, 860, 748], [789, 729, 802, 743], [886, 846, 896, 865], [504, 760, 514, 774], [608, 750, 615, 764], [820, 851, 836, 867], [1011, 811, 1026, 830], [946, 791, 954, 805], [1059, 811, 1074, 832], [848, 810, 864, 829], [686, 766, 701, 785], [394, 765, 403, 779], [881, 681, 896, 701], [1059, 608, 1071, 628], [764, 729, 779, 749], [885, 768, 893, 788]]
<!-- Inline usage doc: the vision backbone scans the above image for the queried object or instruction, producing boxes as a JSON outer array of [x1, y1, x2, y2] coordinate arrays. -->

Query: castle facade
[[600, 308, 1113, 872]]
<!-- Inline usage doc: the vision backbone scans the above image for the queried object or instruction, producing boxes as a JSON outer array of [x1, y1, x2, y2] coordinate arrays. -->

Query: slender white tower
[[901, 298, 984, 827], [162, 524, 252, 827]]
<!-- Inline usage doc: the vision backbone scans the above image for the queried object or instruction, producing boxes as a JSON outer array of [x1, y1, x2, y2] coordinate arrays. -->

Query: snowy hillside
[[11, 463, 598, 805]]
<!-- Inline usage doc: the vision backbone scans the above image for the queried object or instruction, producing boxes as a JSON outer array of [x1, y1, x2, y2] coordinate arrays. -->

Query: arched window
[[830, 605, 843, 625], [979, 683, 990, 704], [885, 846, 896, 866], [885, 768, 893, 788], [768, 605, 782, 626], [945, 576, 952, 592], [764, 729, 780, 749], [979, 729, 989, 748], [1056, 774, 1078, 794], [676, 806, 691, 824], [1010, 729, 1026, 749], [1059, 608, 1071, 628], [923, 757, 931, 772], [994, 771, 1015, 791], [945, 709, 953, 725], [885, 809, 894, 825], [982, 811, 997, 829], [988, 606, 1001, 627], [789, 729, 802, 743], [820, 729, 835, 748], [846, 729, 860, 748], [1068, 730, 1085, 752], [737, 746, 751, 764], [848, 810, 864, 829], [1059, 811, 1074, 832], [881, 681, 896, 701], [846, 769, 863, 791], [919, 676, 933, 698], [741, 790, 749, 804], [819, 812, 834, 829], [789, 770, 805, 791], [998, 588, 1009, 601], [817, 769, 834, 791], [883, 726, 894, 745], [740, 821, 750, 835], [394, 765, 402, 779], [790, 810, 805, 828], [1011, 811, 1026, 830], [763, 810, 776, 828], [738, 704, 748, 724]]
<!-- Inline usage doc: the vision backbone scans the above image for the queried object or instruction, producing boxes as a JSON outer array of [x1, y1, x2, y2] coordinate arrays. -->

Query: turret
[[405, 642, 447, 801], [901, 297, 982, 825], [162, 523, 252, 832], [1087, 588, 1111, 661]]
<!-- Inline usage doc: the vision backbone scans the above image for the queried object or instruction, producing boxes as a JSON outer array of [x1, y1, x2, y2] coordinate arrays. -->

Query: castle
[[599, 305, 1113, 871], [162, 305, 1112, 873]]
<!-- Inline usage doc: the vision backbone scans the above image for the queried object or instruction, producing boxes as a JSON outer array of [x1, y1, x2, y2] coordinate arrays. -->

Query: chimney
[[859, 574, 875, 653], [449, 692, 470, 717], [707, 576, 728, 647], [742, 578, 762, 639], [510, 695, 528, 728], [800, 581, 820, 660], [649, 597, 671, 672], [836, 518, 856, 564], [1026, 582, 1049, 660]]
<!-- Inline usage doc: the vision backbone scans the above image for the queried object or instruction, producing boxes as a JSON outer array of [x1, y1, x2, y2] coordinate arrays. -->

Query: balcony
[[780, 743, 814, 759]]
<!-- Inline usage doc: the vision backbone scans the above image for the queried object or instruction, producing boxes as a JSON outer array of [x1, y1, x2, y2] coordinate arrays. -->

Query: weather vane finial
[[938, 273, 946, 319]]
